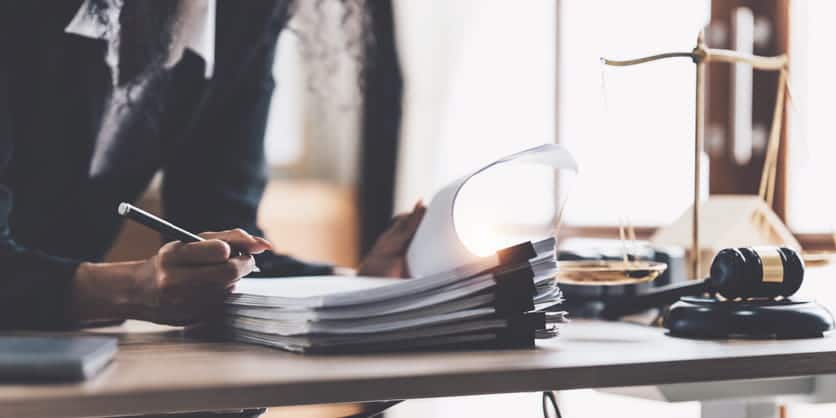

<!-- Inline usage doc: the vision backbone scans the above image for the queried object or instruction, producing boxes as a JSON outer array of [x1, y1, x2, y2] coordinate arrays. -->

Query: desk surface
[[3, 318, 836, 417]]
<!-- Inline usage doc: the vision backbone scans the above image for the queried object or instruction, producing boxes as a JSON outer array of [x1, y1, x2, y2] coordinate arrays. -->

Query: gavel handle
[[600, 279, 710, 320]]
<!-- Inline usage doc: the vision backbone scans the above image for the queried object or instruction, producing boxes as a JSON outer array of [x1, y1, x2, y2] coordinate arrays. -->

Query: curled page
[[407, 144, 579, 277]]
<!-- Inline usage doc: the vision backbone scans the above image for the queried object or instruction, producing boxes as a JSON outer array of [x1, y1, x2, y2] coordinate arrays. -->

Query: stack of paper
[[221, 238, 566, 353], [219, 144, 578, 353]]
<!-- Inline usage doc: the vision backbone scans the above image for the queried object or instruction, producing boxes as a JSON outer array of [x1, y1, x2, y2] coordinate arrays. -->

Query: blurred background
[[105, 0, 836, 416]]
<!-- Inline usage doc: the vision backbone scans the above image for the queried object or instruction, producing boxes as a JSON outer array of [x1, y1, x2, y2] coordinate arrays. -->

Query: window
[[558, 0, 710, 228], [787, 0, 836, 236], [394, 0, 557, 255], [264, 1, 364, 183], [265, 30, 306, 167]]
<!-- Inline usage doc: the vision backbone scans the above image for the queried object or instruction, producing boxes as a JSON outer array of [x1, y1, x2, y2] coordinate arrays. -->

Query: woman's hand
[[357, 202, 426, 278], [70, 229, 272, 326], [130, 229, 272, 325]]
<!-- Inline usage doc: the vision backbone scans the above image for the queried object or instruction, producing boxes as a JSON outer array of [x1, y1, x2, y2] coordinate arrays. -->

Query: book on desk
[[0, 336, 117, 381]]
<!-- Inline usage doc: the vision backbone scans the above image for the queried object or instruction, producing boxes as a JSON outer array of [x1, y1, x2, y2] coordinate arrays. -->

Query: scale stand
[[665, 296, 834, 339]]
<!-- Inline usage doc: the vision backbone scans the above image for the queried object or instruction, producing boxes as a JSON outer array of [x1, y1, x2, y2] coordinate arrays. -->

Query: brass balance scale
[[553, 33, 834, 338]]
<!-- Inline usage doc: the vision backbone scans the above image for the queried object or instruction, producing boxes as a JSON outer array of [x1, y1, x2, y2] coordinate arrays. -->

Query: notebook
[[0, 336, 117, 381]]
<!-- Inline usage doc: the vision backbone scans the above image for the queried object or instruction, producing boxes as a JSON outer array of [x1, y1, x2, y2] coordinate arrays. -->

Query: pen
[[117, 202, 261, 273]]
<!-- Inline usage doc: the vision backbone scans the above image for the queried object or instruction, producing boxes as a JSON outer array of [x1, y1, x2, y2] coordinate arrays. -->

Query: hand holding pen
[[118, 203, 266, 272], [108, 203, 272, 325]]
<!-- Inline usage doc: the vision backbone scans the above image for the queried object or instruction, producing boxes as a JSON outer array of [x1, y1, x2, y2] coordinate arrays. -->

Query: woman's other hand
[[357, 201, 426, 278]]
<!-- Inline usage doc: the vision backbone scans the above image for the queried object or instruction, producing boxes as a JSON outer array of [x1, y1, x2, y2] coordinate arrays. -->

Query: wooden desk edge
[[7, 350, 836, 418]]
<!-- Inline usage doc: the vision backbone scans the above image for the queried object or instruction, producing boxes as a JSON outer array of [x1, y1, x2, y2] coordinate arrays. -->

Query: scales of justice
[[603, 32, 791, 280], [557, 32, 835, 339], [557, 32, 795, 286]]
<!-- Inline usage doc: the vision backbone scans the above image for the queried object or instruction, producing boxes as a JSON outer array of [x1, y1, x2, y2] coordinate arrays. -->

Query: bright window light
[[558, 0, 709, 227], [265, 30, 305, 167], [787, 1, 836, 234], [396, 0, 557, 253]]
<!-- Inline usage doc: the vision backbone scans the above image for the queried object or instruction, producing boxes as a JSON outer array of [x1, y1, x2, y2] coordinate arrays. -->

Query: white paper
[[233, 276, 396, 299], [406, 144, 578, 277]]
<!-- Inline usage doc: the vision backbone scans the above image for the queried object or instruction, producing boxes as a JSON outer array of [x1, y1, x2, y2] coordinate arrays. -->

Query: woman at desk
[[0, 1, 421, 329]]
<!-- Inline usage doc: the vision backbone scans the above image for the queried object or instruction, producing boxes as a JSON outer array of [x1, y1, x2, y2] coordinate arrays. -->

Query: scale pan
[[556, 260, 668, 286]]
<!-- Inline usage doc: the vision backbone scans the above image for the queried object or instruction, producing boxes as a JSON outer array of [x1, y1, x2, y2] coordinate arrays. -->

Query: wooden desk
[[2, 319, 836, 417]]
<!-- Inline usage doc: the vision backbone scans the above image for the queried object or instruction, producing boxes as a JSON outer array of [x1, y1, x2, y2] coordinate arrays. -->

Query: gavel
[[601, 246, 805, 319]]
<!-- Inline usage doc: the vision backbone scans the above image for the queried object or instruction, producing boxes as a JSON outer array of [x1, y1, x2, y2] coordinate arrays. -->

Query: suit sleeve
[[162, 1, 332, 277], [0, 29, 82, 330]]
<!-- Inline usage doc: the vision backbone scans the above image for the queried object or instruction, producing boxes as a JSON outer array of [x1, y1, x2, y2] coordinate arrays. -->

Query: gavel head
[[708, 247, 805, 299]]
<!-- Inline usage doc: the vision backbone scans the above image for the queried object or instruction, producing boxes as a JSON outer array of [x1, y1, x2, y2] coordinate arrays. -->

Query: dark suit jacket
[[0, 0, 331, 330]]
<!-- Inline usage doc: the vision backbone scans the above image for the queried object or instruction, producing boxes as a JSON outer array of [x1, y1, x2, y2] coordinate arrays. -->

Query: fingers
[[157, 256, 254, 298], [387, 200, 425, 229], [164, 255, 255, 288], [200, 229, 273, 254], [143, 254, 252, 326], [160, 229, 272, 267], [159, 239, 231, 266], [401, 201, 426, 236], [388, 214, 409, 228], [367, 201, 427, 258], [142, 229, 266, 327], [388, 201, 426, 246]]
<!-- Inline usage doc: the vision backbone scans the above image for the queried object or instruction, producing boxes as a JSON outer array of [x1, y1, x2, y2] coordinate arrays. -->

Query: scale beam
[[600, 35, 788, 278]]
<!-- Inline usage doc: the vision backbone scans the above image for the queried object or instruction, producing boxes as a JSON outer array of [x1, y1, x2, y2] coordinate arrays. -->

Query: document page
[[406, 144, 578, 277]]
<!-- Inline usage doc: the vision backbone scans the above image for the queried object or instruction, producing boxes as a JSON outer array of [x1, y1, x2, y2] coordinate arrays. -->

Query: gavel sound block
[[603, 247, 835, 339]]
